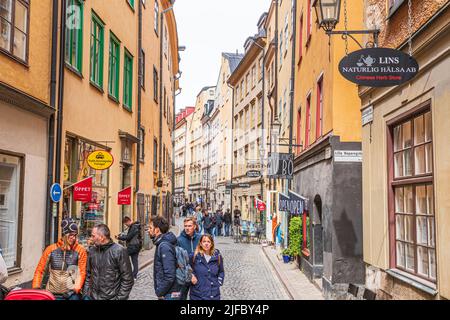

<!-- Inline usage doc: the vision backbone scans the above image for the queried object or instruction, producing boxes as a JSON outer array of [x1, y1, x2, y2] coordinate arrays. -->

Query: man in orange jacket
[[32, 217, 87, 300]]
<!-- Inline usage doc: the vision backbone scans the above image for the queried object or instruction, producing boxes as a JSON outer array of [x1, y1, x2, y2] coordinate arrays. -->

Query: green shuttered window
[[90, 12, 104, 88], [123, 49, 133, 109], [108, 33, 120, 100]]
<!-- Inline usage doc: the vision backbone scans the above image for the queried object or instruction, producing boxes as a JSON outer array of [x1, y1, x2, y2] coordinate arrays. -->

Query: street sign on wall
[[334, 150, 363, 163], [246, 170, 262, 178], [50, 183, 62, 203], [339, 48, 419, 87], [267, 153, 294, 179]]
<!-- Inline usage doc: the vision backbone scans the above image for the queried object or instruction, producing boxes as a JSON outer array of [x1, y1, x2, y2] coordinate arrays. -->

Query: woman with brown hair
[[189, 234, 225, 300]]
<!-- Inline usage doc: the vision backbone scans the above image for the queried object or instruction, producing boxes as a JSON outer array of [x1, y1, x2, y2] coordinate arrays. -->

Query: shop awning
[[279, 190, 309, 214]]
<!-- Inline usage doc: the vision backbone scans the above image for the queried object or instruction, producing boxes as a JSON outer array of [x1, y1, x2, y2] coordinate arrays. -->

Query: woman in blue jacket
[[189, 234, 224, 300]]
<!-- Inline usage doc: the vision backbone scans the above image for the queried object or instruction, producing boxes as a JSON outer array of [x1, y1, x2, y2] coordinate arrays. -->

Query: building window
[[154, 1, 159, 34], [0, 153, 23, 269], [65, 0, 83, 71], [153, 66, 158, 102], [297, 108, 302, 154], [164, 87, 167, 118], [123, 49, 133, 109], [390, 109, 436, 282], [259, 57, 263, 81], [316, 75, 323, 139], [279, 30, 283, 64], [138, 127, 145, 162], [0, 0, 29, 62], [108, 33, 120, 100], [305, 93, 311, 148], [298, 13, 303, 63], [306, 0, 312, 42], [90, 12, 104, 89], [153, 138, 158, 171], [127, 0, 135, 9], [140, 49, 145, 89]]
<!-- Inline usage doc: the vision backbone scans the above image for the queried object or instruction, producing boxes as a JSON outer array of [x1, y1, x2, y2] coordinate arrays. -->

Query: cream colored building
[[188, 86, 215, 204], [229, 37, 266, 222], [0, 0, 54, 287], [210, 53, 243, 212]]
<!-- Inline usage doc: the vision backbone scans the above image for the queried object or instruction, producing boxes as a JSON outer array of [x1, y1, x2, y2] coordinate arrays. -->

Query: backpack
[[158, 243, 193, 287], [174, 246, 193, 286]]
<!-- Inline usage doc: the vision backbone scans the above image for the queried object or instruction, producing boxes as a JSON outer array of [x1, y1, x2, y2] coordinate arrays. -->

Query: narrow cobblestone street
[[130, 235, 290, 300]]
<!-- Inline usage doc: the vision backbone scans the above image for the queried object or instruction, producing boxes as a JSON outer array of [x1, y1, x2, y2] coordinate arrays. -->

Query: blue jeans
[[224, 223, 231, 236]]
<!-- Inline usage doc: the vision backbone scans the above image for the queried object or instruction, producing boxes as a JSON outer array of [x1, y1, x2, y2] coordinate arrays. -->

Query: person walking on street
[[196, 206, 204, 234], [32, 217, 87, 300], [84, 224, 134, 300], [116, 216, 142, 281], [223, 209, 232, 237], [215, 210, 223, 237], [177, 217, 201, 300], [189, 234, 224, 300], [202, 209, 214, 236], [149, 216, 182, 300]]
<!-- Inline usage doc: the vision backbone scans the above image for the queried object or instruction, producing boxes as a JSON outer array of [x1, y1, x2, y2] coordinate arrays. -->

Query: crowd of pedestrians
[[22, 203, 229, 301]]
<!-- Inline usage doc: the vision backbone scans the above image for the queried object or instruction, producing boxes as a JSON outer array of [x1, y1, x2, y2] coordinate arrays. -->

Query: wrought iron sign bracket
[[326, 29, 381, 49]]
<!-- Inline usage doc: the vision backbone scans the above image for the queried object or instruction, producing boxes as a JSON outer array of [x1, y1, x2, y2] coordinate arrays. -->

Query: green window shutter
[[108, 34, 120, 99], [128, 0, 135, 9], [123, 50, 133, 110], [65, 0, 83, 72], [90, 12, 104, 88]]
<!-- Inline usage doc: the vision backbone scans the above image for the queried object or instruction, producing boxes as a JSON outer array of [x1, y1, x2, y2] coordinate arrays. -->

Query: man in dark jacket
[[223, 209, 232, 237], [177, 217, 201, 300], [202, 209, 214, 236], [116, 216, 142, 281], [84, 224, 134, 300], [215, 210, 223, 236], [149, 216, 181, 300]]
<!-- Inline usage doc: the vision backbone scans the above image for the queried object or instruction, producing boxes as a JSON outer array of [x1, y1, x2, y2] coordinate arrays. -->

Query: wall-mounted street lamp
[[313, 0, 380, 49]]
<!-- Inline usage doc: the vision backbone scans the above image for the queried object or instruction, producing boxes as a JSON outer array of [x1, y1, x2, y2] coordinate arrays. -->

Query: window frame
[[123, 48, 133, 110], [387, 102, 436, 284], [153, 66, 159, 102], [0, 0, 30, 64], [90, 11, 105, 90], [316, 74, 323, 139], [65, 0, 84, 73], [108, 32, 120, 101], [305, 92, 311, 148], [154, 0, 159, 35], [0, 149, 24, 272], [298, 13, 304, 65]]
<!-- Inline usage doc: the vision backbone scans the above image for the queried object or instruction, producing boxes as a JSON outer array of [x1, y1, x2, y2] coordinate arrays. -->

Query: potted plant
[[282, 248, 291, 263]]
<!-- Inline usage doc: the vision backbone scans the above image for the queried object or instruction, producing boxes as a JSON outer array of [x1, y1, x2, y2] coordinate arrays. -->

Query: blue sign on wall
[[50, 183, 62, 203]]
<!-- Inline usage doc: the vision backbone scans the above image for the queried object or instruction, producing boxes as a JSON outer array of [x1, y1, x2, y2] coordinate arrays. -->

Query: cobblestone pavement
[[129, 235, 290, 300]]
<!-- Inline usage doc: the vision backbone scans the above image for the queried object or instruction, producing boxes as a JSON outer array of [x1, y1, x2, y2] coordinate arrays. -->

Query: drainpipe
[[54, 0, 67, 242], [136, 0, 143, 193], [45, 0, 59, 246], [287, 0, 298, 246], [226, 82, 235, 215], [158, 10, 164, 217]]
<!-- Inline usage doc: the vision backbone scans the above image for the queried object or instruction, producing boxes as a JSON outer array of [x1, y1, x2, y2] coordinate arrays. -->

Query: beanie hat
[[61, 217, 78, 236]]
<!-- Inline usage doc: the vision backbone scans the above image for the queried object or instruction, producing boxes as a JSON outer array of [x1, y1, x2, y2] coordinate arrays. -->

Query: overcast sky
[[174, 0, 272, 112]]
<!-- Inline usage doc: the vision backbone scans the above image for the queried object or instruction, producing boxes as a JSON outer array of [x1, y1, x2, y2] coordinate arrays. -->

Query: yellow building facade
[[291, 0, 365, 299]]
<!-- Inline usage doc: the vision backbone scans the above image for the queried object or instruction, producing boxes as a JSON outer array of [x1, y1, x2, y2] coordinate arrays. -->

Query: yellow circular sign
[[87, 151, 114, 170]]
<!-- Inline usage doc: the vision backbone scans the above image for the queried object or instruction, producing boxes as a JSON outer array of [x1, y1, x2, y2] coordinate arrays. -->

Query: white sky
[[174, 0, 272, 112]]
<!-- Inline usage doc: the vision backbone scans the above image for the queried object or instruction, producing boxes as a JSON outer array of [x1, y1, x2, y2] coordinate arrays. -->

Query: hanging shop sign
[[254, 198, 266, 212], [267, 153, 294, 179], [246, 170, 262, 178], [118, 186, 132, 205], [73, 176, 93, 203], [339, 48, 419, 87], [87, 150, 114, 170], [279, 190, 308, 214]]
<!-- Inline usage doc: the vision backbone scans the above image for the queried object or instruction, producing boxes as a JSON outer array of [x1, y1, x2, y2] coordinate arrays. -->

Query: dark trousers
[[130, 253, 139, 279], [224, 223, 231, 236], [180, 285, 190, 300]]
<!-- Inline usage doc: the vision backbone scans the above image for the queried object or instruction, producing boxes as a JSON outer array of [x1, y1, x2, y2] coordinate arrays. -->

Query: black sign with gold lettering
[[339, 48, 419, 87]]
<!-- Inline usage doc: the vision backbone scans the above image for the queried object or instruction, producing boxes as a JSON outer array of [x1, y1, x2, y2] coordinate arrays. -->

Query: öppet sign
[[118, 186, 132, 205], [339, 48, 419, 87], [73, 176, 93, 203]]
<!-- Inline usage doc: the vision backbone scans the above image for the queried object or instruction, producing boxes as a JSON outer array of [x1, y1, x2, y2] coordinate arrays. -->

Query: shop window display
[[64, 138, 109, 246]]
